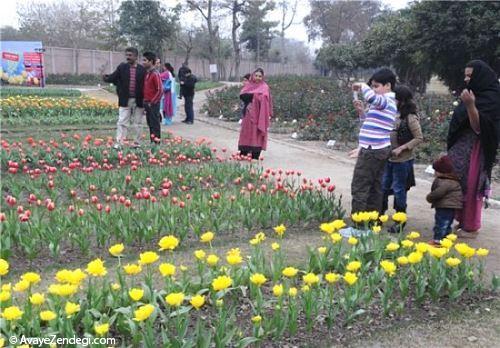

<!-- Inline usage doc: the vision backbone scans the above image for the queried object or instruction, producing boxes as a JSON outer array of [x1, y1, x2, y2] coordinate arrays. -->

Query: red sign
[[2, 52, 19, 61]]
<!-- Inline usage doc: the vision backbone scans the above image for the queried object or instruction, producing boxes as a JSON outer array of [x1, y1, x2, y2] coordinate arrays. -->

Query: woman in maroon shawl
[[238, 68, 273, 159], [447, 60, 500, 237]]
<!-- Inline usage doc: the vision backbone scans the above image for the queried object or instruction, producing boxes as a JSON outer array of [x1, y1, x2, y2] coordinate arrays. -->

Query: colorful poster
[[0, 41, 45, 87]]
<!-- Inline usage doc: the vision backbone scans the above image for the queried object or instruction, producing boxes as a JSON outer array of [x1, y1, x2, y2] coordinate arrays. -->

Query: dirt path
[[83, 86, 500, 278]]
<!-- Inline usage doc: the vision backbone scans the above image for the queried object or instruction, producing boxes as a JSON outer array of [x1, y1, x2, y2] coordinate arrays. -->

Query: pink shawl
[[238, 73, 273, 150], [240, 74, 273, 132]]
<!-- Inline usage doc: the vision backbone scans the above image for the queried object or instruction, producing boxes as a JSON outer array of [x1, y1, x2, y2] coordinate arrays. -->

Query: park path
[[85, 86, 500, 277]]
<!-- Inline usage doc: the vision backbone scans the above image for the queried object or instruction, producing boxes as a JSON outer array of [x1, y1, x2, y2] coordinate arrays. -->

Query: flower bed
[[0, 215, 495, 346], [203, 76, 455, 162], [0, 87, 82, 98], [0, 134, 342, 261], [0, 96, 116, 127]]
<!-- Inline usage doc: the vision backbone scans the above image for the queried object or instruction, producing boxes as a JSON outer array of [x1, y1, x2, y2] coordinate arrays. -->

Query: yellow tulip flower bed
[[0, 214, 495, 347]]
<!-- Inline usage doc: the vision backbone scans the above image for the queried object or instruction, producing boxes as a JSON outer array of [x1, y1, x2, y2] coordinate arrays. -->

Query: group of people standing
[[103, 47, 498, 244], [103, 47, 197, 148], [350, 60, 499, 244]]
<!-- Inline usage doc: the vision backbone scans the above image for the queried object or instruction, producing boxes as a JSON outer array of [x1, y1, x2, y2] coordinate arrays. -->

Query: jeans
[[433, 208, 455, 241], [184, 95, 194, 122], [382, 160, 414, 213], [144, 102, 161, 143], [351, 146, 391, 214]]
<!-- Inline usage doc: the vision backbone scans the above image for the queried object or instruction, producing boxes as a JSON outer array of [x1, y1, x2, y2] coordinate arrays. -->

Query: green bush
[[0, 86, 81, 97], [45, 73, 102, 85]]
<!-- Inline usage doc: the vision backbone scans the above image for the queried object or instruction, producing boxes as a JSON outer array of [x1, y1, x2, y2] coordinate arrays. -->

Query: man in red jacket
[[142, 51, 163, 144]]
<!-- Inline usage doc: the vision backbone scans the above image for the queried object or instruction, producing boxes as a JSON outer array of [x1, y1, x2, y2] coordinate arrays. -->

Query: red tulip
[[46, 202, 55, 211]]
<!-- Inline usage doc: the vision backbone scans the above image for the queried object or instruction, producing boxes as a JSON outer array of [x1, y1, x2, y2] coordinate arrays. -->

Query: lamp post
[[34, 48, 46, 88]]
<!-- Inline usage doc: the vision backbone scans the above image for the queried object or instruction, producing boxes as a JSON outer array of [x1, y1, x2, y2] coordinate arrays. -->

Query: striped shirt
[[358, 83, 397, 149], [129, 65, 136, 97]]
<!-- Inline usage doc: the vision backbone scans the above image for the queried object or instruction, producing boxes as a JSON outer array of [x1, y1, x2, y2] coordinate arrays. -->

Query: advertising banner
[[0, 41, 45, 87]]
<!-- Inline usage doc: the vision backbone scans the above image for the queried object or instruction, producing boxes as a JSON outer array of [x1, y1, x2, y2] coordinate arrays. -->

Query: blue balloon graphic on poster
[[0, 41, 45, 86]]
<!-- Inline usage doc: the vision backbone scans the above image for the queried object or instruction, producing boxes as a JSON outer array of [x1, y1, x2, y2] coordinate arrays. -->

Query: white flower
[[320, 89, 325, 94], [453, 101, 459, 106], [435, 109, 440, 114], [449, 111, 453, 115], [283, 121, 288, 125], [292, 119, 297, 124]]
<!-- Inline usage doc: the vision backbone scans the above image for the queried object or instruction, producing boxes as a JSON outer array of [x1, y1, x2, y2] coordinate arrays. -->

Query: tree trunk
[[231, 0, 241, 81], [206, 0, 218, 81]]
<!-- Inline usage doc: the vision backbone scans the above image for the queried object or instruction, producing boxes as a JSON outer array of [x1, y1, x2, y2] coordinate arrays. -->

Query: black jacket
[[178, 66, 190, 81], [103, 62, 145, 107], [180, 75, 197, 97]]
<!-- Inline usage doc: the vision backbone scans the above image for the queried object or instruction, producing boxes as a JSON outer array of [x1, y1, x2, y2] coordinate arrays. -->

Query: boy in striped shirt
[[350, 68, 397, 215]]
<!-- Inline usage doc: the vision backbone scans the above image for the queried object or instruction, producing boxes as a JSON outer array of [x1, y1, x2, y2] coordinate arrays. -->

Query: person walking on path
[[160, 63, 177, 126], [382, 85, 424, 233], [180, 69, 197, 125], [142, 52, 163, 143], [447, 60, 500, 237], [238, 68, 273, 160], [350, 68, 398, 215], [103, 47, 145, 148]]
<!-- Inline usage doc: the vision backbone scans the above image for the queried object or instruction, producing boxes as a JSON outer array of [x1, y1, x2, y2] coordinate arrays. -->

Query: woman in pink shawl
[[238, 68, 273, 159]]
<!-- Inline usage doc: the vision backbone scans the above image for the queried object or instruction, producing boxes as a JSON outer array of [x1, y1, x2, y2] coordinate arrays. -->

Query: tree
[[304, 0, 384, 44], [17, 0, 101, 49], [240, 0, 278, 63], [17, 0, 103, 74], [360, 10, 432, 93], [410, 1, 500, 91], [187, 0, 220, 81], [0, 26, 34, 41], [315, 43, 362, 84], [277, 0, 298, 64], [226, 0, 247, 80], [118, 0, 179, 57], [95, 0, 125, 51], [176, 29, 197, 66]]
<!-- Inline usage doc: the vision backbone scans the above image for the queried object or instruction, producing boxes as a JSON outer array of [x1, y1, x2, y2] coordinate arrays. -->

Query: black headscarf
[[447, 60, 500, 178]]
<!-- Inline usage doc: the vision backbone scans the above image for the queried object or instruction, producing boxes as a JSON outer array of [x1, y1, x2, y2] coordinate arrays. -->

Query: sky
[[1, 0, 412, 52]]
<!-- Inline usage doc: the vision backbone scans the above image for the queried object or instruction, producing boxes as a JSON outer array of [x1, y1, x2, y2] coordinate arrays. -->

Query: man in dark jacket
[[180, 69, 197, 124], [103, 47, 145, 148], [178, 63, 189, 99]]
